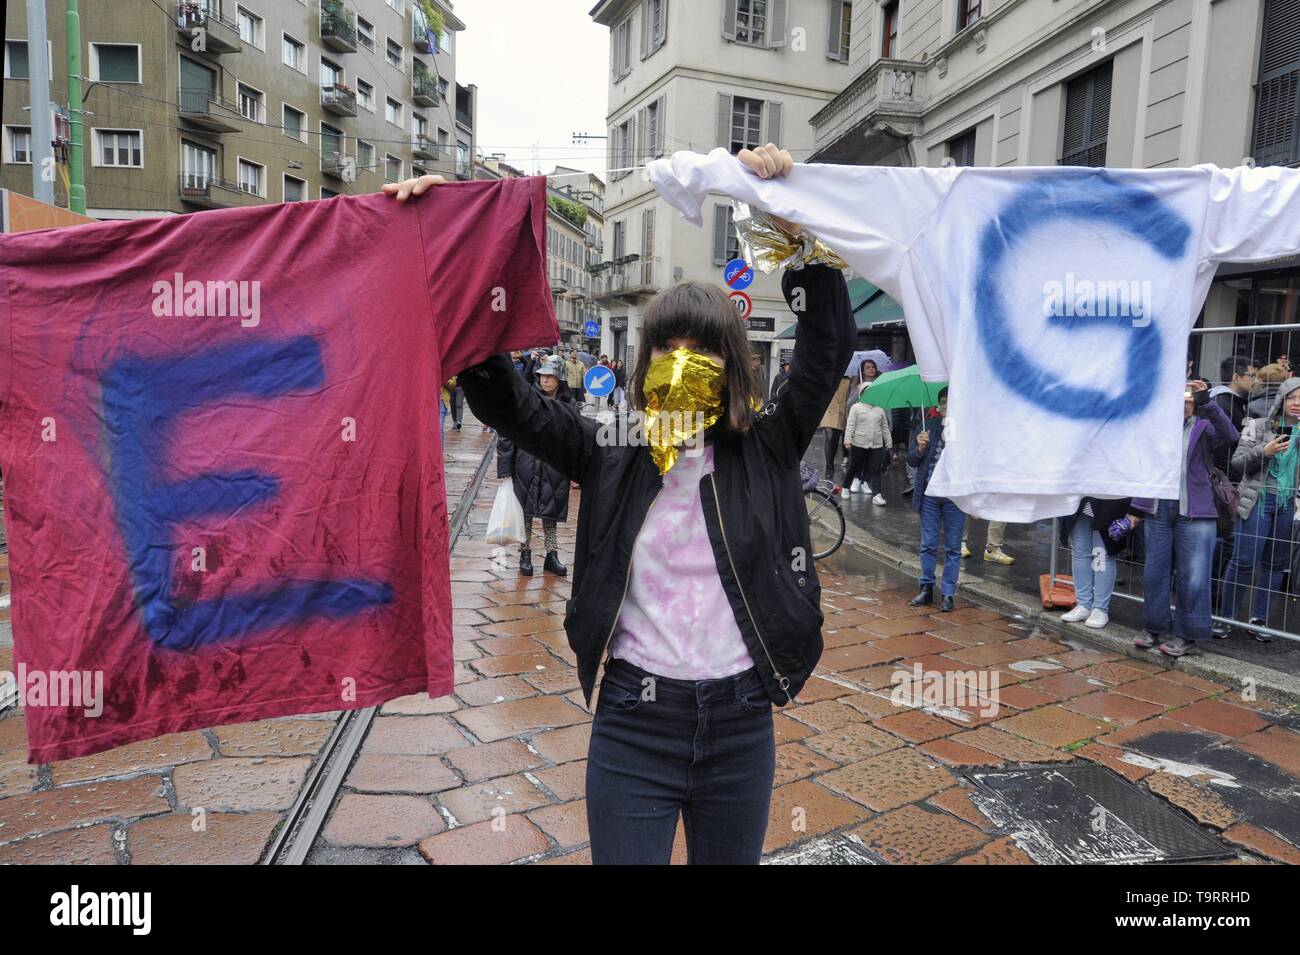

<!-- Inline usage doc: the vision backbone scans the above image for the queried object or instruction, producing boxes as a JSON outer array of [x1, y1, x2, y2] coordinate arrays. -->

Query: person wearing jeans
[[1058, 498, 1129, 629], [907, 388, 964, 611], [1218, 376, 1300, 639], [1134, 379, 1239, 656]]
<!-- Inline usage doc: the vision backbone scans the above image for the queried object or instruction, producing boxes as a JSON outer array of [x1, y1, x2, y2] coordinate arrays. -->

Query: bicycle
[[801, 463, 846, 560]]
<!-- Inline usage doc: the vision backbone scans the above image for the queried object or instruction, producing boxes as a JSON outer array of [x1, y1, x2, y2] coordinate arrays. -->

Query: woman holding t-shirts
[[384, 144, 855, 864]]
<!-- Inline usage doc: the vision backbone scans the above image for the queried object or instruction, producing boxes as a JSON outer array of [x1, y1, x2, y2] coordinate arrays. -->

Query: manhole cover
[[763, 835, 880, 865], [966, 763, 1234, 864]]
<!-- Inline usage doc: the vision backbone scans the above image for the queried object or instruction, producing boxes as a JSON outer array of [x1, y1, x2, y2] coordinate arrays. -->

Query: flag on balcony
[[0, 177, 558, 762], [649, 147, 1300, 523]]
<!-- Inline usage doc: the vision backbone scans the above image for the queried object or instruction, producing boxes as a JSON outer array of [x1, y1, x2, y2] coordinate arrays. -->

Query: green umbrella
[[858, 364, 947, 410]]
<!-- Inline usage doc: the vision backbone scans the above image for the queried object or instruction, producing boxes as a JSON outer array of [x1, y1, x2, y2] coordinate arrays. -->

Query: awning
[[776, 281, 905, 338]]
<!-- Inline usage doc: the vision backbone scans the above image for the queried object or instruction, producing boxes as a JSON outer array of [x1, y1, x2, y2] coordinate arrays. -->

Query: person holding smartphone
[[1218, 377, 1300, 640]]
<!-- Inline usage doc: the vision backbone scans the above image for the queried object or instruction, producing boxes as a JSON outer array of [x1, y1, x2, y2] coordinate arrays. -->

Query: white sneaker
[[1061, 605, 1090, 623], [872, 493, 887, 506], [840, 486, 850, 498], [1084, 609, 1109, 629], [850, 478, 861, 493]]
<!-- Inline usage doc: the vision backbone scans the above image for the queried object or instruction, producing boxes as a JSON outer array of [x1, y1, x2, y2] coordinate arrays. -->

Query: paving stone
[[817, 643, 897, 671], [362, 715, 471, 755], [1167, 698, 1270, 738], [212, 720, 334, 757], [530, 723, 591, 763], [762, 779, 868, 854], [775, 742, 840, 785], [1024, 671, 1110, 700], [527, 799, 588, 847], [875, 709, 959, 743], [802, 722, 902, 764], [1234, 726, 1300, 778], [418, 814, 550, 864], [322, 793, 443, 847], [869, 633, 961, 658], [954, 835, 1037, 864], [1222, 823, 1300, 864], [927, 786, 997, 830], [127, 811, 280, 864], [469, 651, 558, 679], [1075, 742, 1155, 782], [0, 823, 117, 864], [1115, 675, 1215, 707], [1073, 661, 1158, 686], [785, 699, 869, 733], [454, 675, 537, 707], [837, 691, 906, 719], [172, 757, 310, 812], [380, 693, 460, 715], [438, 773, 550, 825], [791, 676, 858, 702], [819, 748, 955, 812], [1145, 772, 1238, 829], [533, 760, 587, 802], [918, 738, 1006, 767], [862, 616, 951, 638], [48, 732, 213, 785], [451, 695, 588, 743], [953, 727, 1074, 763], [347, 754, 462, 794], [995, 705, 1110, 748], [0, 776, 170, 843], [1062, 692, 1166, 726], [851, 803, 988, 864], [443, 739, 544, 783]]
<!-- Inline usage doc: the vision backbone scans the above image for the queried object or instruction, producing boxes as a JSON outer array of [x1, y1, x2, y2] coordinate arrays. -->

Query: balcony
[[175, 1, 243, 54], [413, 66, 438, 107], [321, 85, 357, 117], [177, 172, 260, 208], [455, 156, 471, 179], [178, 87, 244, 132], [809, 58, 926, 164], [321, 6, 358, 53], [591, 259, 657, 302], [321, 150, 354, 180], [455, 108, 473, 130], [413, 134, 442, 160]]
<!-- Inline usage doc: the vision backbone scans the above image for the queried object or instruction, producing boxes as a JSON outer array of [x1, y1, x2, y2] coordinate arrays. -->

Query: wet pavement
[[813, 443, 1300, 676]]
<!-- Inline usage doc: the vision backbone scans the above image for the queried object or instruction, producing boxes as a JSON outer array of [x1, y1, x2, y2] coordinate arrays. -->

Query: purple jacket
[[1133, 400, 1238, 519]]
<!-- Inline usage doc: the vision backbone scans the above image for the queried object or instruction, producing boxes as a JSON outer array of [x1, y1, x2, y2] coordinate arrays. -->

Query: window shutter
[[641, 2, 651, 59], [1253, 0, 1300, 164], [712, 204, 729, 265], [722, 0, 737, 41], [1089, 63, 1112, 147], [769, 0, 789, 48], [765, 100, 783, 146], [827, 0, 845, 60], [655, 94, 667, 156], [635, 107, 646, 165], [658, 0, 669, 49], [642, 208, 655, 285], [717, 92, 732, 148]]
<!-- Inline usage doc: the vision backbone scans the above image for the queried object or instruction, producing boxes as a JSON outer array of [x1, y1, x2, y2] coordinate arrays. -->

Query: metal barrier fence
[[1047, 322, 1300, 643]]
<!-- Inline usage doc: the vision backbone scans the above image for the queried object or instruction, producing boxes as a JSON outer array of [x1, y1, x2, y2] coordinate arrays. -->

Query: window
[[1059, 59, 1112, 167], [357, 17, 376, 50], [320, 57, 342, 89], [282, 104, 305, 141], [639, 96, 665, 161], [947, 129, 976, 167], [712, 204, 741, 264], [641, 0, 667, 58], [612, 118, 632, 180], [321, 122, 344, 165], [237, 7, 263, 47], [1252, 0, 1300, 165], [5, 126, 31, 164], [238, 83, 264, 123], [612, 219, 626, 259], [385, 154, 402, 183], [735, 0, 768, 46], [438, 77, 449, 101], [611, 16, 632, 79], [238, 158, 264, 196], [356, 78, 373, 110], [386, 97, 402, 126], [181, 140, 216, 187], [729, 95, 763, 153], [414, 114, 428, 139], [957, 0, 981, 31], [282, 34, 305, 72], [386, 38, 403, 68], [4, 40, 52, 80], [91, 43, 140, 82], [94, 128, 142, 167], [387, 0, 402, 10], [321, 186, 339, 199], [881, 1, 898, 58], [642, 208, 655, 286], [357, 139, 374, 170], [283, 174, 305, 202], [828, 1, 851, 62]]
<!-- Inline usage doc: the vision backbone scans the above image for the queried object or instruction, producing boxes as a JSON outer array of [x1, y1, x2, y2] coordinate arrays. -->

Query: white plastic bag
[[486, 483, 525, 546]]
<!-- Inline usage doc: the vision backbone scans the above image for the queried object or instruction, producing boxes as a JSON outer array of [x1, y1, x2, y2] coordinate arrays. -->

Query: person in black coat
[[497, 354, 575, 576]]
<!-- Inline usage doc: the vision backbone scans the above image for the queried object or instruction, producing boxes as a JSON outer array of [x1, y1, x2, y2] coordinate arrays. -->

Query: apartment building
[[811, 0, 1300, 376], [589, 0, 851, 381], [546, 167, 608, 347], [1, 0, 477, 219]]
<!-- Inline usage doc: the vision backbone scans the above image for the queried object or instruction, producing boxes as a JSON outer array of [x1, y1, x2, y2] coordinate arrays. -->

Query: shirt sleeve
[[1201, 164, 1300, 265], [646, 147, 954, 293], [417, 176, 560, 376]]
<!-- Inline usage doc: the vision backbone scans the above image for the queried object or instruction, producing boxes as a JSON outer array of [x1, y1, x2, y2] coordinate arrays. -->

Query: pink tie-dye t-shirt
[[608, 443, 755, 680]]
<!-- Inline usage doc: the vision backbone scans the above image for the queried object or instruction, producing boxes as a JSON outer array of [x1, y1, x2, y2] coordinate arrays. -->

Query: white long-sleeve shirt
[[648, 148, 1300, 522]]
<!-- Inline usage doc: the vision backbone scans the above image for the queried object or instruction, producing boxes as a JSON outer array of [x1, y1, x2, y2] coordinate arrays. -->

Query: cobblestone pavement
[[0, 421, 491, 863], [309, 410, 1300, 865]]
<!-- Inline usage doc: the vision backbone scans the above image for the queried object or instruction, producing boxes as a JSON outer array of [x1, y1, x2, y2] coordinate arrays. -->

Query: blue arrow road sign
[[583, 320, 601, 337], [584, 364, 615, 397]]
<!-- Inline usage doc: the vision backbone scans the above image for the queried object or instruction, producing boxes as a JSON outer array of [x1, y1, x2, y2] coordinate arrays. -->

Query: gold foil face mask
[[642, 347, 726, 475]]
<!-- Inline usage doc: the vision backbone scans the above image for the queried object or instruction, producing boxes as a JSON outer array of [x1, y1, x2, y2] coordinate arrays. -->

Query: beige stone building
[[2, 0, 477, 219]]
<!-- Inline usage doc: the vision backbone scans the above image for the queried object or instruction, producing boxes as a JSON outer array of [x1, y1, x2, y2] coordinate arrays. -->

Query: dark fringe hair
[[629, 282, 762, 434]]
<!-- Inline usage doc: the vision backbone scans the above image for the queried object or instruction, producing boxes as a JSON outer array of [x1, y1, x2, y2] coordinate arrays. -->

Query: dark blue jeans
[[585, 656, 776, 864], [1142, 499, 1217, 641], [919, 494, 966, 596], [1219, 490, 1294, 623]]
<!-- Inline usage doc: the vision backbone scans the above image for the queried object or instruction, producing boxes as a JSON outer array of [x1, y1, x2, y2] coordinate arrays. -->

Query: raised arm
[[460, 354, 600, 484]]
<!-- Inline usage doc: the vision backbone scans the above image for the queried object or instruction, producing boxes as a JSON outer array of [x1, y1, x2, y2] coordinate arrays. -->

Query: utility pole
[[66, 0, 85, 213], [26, 0, 55, 204]]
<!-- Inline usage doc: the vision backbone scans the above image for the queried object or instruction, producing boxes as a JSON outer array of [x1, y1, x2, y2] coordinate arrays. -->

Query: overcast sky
[[453, 0, 610, 179]]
